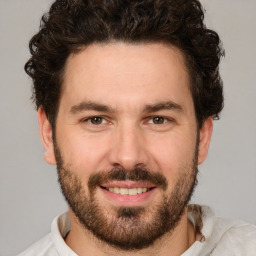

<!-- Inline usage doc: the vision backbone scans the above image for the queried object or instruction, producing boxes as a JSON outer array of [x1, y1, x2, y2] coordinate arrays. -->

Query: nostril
[[108, 137, 150, 171]]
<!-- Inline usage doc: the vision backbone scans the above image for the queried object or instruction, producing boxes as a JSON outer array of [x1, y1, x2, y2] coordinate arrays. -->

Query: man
[[19, 0, 256, 255]]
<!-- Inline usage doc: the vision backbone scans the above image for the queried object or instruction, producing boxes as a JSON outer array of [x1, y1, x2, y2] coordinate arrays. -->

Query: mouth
[[101, 186, 154, 195], [99, 181, 157, 206]]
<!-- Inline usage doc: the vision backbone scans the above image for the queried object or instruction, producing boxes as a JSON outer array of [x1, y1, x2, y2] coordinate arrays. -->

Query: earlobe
[[198, 117, 213, 165], [38, 107, 56, 165]]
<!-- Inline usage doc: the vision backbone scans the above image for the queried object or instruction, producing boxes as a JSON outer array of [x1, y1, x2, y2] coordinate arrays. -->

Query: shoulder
[[213, 218, 256, 255], [189, 205, 256, 255], [17, 211, 72, 256], [200, 205, 256, 255], [17, 233, 57, 256]]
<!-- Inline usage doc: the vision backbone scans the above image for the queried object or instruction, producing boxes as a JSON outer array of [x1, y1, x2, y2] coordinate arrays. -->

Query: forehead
[[60, 42, 193, 113]]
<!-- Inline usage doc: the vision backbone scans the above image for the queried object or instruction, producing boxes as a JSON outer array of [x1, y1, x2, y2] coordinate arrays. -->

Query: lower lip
[[99, 187, 157, 206]]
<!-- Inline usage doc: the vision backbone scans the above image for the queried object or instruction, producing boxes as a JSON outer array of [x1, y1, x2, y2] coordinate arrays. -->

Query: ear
[[198, 117, 213, 165], [38, 107, 56, 165]]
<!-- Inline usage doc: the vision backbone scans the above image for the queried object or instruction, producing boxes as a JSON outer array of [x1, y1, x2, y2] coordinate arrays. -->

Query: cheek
[[58, 131, 111, 176], [147, 132, 196, 178]]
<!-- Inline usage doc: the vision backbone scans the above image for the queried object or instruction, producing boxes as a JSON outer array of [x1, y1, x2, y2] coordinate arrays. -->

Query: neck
[[65, 207, 196, 256]]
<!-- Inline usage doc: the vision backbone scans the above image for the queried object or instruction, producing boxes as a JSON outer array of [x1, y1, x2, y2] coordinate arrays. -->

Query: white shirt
[[18, 205, 256, 256]]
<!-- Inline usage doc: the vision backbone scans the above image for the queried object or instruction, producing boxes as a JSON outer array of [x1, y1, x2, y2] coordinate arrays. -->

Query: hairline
[[49, 40, 202, 131]]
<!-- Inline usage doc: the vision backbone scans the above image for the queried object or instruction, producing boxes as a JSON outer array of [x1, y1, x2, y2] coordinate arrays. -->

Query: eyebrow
[[143, 101, 183, 113], [69, 100, 183, 115], [70, 101, 116, 114]]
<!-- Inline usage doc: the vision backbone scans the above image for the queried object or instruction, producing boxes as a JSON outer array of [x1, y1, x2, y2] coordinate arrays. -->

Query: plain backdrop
[[0, 0, 255, 255]]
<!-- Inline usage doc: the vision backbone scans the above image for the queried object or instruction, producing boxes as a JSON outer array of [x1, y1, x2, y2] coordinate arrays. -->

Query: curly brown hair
[[25, 0, 224, 129]]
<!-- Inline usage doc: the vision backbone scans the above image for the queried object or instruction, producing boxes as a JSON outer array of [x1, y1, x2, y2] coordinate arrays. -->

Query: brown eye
[[152, 116, 166, 124], [90, 117, 104, 125]]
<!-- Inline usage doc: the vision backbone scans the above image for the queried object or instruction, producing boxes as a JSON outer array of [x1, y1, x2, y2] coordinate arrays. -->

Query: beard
[[54, 142, 199, 251]]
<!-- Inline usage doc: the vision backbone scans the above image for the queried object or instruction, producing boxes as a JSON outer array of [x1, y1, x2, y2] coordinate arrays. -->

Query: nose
[[108, 123, 150, 171]]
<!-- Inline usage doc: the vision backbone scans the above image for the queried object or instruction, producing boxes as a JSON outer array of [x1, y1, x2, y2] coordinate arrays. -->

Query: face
[[39, 42, 212, 250]]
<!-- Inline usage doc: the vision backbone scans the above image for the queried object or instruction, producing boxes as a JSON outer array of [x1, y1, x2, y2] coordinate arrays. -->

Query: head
[[26, 0, 224, 251], [25, 0, 224, 130]]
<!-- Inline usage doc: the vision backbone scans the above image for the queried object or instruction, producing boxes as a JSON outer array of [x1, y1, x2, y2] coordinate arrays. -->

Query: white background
[[0, 0, 255, 255]]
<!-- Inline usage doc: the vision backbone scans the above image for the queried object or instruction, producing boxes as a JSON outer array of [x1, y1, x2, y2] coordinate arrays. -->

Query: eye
[[85, 116, 106, 125], [149, 116, 168, 124]]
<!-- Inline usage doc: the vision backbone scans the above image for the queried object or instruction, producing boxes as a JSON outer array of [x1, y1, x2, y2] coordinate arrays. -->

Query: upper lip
[[100, 181, 156, 189]]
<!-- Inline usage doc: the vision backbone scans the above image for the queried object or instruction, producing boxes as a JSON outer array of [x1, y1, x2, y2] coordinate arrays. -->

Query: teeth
[[120, 188, 128, 195], [114, 187, 120, 193], [129, 188, 137, 195], [137, 188, 143, 194], [106, 187, 150, 195]]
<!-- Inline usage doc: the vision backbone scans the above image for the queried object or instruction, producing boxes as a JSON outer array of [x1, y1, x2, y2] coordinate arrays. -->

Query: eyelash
[[148, 116, 170, 124], [82, 116, 173, 126], [82, 116, 107, 125]]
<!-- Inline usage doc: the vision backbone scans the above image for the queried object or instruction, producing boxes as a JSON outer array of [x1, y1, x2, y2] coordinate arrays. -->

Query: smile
[[99, 181, 157, 206], [102, 187, 151, 195]]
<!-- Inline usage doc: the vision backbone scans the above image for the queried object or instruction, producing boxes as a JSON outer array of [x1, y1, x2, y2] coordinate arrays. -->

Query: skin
[[38, 42, 213, 256]]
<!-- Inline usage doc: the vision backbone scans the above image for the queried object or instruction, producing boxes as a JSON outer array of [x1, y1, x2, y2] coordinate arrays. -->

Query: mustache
[[88, 167, 168, 192]]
